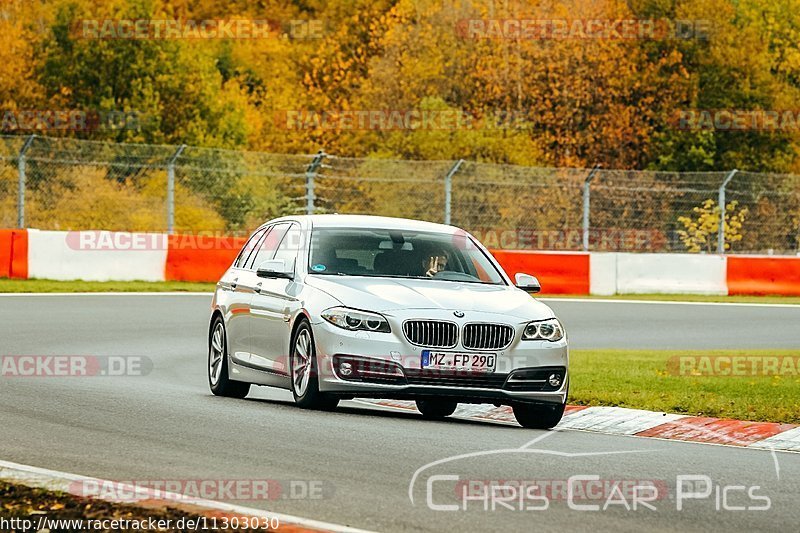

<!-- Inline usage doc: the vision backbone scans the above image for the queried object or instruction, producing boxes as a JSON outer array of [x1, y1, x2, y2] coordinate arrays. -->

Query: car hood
[[305, 275, 555, 319]]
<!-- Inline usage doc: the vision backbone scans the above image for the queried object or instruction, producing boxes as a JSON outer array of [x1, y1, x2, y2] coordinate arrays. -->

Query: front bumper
[[311, 310, 569, 406]]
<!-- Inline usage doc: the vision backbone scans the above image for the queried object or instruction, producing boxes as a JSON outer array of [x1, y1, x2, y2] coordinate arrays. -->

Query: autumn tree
[[677, 198, 748, 252]]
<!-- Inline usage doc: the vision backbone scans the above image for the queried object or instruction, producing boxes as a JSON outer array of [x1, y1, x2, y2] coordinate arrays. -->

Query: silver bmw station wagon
[[208, 215, 568, 428]]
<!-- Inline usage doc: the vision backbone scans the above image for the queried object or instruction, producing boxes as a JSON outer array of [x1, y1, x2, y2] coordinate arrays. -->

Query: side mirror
[[515, 273, 541, 293], [257, 258, 295, 280]]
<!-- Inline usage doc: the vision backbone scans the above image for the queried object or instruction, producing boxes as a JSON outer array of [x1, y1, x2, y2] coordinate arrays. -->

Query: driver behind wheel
[[422, 249, 449, 277]]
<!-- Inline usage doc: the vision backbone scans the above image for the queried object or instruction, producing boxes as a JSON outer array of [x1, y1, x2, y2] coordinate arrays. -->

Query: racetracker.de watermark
[[65, 231, 248, 251], [471, 228, 666, 252], [668, 355, 800, 377], [275, 109, 475, 131], [456, 18, 711, 40], [456, 478, 669, 506], [675, 109, 800, 131], [1, 109, 143, 133], [65, 227, 665, 255], [68, 478, 331, 502], [0, 356, 152, 377], [274, 109, 548, 131], [73, 19, 323, 39]]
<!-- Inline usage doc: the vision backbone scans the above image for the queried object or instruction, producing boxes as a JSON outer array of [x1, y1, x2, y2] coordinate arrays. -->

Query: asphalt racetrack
[[1, 294, 798, 532]]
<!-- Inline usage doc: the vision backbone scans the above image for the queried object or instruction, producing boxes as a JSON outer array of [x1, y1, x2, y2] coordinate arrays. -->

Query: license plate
[[421, 351, 496, 373]]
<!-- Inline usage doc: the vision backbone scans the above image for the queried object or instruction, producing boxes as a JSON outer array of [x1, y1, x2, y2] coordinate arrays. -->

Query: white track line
[[555, 406, 686, 435], [750, 427, 800, 452], [0, 459, 374, 533]]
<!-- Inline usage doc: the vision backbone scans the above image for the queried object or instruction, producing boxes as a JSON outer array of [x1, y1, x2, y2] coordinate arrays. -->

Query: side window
[[273, 225, 303, 264], [233, 227, 268, 269], [247, 223, 290, 270]]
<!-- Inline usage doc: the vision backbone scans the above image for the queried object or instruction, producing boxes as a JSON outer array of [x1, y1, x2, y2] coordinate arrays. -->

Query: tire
[[416, 399, 458, 419], [208, 316, 250, 399], [512, 401, 565, 429], [290, 319, 339, 411]]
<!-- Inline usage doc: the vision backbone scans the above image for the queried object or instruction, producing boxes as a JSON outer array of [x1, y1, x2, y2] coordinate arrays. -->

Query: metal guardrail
[[1, 134, 798, 254]]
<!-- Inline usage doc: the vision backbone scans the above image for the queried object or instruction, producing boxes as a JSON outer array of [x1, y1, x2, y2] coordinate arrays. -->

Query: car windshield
[[308, 227, 506, 285]]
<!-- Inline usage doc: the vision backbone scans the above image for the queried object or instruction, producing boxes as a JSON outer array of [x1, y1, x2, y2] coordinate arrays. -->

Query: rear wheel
[[512, 402, 565, 429], [208, 317, 250, 399], [290, 320, 339, 411], [416, 400, 458, 419]]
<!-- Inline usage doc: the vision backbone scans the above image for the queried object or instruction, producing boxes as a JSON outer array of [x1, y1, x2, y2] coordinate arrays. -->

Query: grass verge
[[0, 279, 216, 293], [570, 349, 800, 424], [0, 481, 268, 532], [1, 279, 799, 303]]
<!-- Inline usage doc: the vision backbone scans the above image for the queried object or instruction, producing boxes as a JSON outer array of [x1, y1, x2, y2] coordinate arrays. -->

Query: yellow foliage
[[677, 199, 749, 253], [0, 0, 45, 109], [24, 166, 224, 232], [0, 163, 18, 227]]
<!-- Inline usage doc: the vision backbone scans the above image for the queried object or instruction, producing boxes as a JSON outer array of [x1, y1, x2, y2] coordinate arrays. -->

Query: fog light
[[340, 362, 353, 377], [548, 373, 562, 388]]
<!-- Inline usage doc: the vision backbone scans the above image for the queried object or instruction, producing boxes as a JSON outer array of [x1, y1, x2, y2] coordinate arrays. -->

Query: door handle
[[231, 278, 238, 290], [254, 282, 262, 294]]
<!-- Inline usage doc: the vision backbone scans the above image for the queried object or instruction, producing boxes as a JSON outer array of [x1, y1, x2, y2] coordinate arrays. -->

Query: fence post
[[166, 144, 186, 234], [16, 134, 36, 229], [582, 164, 601, 251], [717, 169, 738, 254], [444, 159, 465, 225], [305, 151, 326, 215]]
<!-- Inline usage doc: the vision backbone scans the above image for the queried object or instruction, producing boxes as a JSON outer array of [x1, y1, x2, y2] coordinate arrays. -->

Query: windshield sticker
[[311, 264, 327, 272]]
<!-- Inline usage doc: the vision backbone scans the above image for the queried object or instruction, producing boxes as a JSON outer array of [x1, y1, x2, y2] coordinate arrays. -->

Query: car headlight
[[522, 318, 564, 342], [321, 307, 391, 333]]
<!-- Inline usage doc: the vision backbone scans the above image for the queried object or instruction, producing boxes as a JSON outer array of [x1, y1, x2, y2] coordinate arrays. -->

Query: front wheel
[[290, 320, 339, 411], [512, 402, 565, 429], [208, 316, 250, 399], [416, 400, 458, 419]]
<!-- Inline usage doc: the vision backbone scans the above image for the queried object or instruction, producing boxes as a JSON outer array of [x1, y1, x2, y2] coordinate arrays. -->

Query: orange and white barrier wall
[[27, 230, 167, 282], [165, 234, 247, 283], [598, 253, 728, 295], [490, 250, 589, 295], [0, 229, 28, 279], [3, 229, 800, 296], [726, 255, 800, 296]]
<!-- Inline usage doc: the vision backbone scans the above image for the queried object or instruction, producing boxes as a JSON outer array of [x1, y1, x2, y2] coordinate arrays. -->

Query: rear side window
[[247, 223, 290, 270], [233, 226, 268, 269]]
